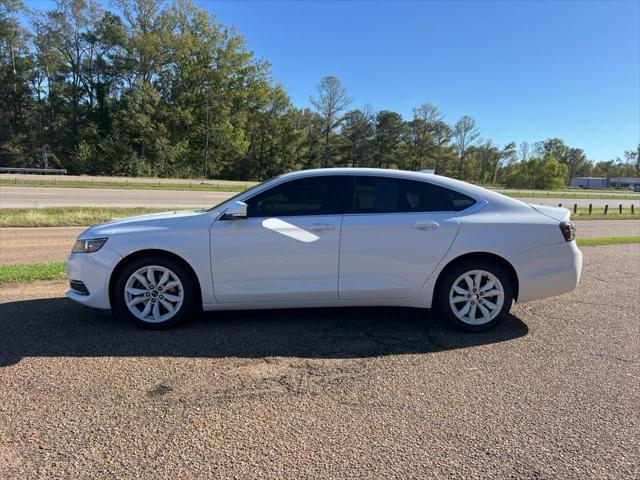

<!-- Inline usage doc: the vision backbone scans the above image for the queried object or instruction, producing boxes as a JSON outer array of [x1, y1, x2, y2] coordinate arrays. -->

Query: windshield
[[205, 178, 275, 212]]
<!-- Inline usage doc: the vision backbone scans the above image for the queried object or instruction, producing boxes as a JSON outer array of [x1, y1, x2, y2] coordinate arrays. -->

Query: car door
[[338, 176, 464, 300], [210, 175, 347, 303]]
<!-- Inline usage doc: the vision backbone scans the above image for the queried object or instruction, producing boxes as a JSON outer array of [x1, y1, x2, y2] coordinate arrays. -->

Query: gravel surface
[[1, 221, 638, 265], [1, 245, 639, 478]]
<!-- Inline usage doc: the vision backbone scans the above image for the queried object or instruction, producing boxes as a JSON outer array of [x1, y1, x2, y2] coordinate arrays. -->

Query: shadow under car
[[0, 297, 528, 367]]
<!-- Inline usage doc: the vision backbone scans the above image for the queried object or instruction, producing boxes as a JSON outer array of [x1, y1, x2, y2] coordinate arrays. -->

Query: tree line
[[1, 0, 638, 188]]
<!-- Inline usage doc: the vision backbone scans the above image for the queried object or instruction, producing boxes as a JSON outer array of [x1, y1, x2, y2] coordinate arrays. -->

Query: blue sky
[[27, 0, 640, 161], [204, 0, 639, 161]]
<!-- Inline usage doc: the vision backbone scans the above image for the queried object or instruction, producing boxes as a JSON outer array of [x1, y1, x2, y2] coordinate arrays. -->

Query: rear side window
[[352, 176, 475, 213], [446, 188, 476, 211], [246, 176, 345, 217]]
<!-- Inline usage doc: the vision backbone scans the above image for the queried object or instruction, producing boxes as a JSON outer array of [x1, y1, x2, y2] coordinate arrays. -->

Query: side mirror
[[223, 201, 248, 219]]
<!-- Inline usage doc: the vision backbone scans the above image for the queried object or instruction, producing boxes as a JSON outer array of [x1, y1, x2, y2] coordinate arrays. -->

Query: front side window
[[352, 176, 475, 213], [246, 176, 345, 217]]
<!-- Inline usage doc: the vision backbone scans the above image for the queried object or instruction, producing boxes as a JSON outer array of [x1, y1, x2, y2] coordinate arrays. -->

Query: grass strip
[[0, 262, 66, 284], [498, 190, 639, 200], [577, 236, 640, 246], [1, 178, 251, 192], [571, 212, 638, 220], [0, 207, 196, 227]]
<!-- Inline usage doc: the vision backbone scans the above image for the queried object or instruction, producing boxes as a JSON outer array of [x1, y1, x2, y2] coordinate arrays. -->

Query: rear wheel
[[113, 255, 196, 329], [436, 260, 513, 332]]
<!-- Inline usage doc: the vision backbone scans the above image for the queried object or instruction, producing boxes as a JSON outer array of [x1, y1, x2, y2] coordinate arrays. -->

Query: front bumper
[[512, 240, 582, 303], [65, 247, 122, 309]]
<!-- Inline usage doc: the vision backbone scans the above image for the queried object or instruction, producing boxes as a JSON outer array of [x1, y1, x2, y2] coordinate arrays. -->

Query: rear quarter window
[[441, 187, 476, 211]]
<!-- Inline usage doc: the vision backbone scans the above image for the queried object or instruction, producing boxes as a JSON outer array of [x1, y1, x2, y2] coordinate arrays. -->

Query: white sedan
[[66, 168, 582, 331]]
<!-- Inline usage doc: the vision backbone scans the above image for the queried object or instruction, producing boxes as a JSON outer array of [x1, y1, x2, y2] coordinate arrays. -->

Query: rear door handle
[[411, 221, 439, 231], [307, 223, 336, 232]]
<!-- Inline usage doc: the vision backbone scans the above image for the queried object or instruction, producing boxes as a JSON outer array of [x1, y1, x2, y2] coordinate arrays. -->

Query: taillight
[[559, 221, 575, 242]]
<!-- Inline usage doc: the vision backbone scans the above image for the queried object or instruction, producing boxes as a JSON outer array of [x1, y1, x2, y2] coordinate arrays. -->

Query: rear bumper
[[65, 247, 121, 310], [512, 241, 582, 303]]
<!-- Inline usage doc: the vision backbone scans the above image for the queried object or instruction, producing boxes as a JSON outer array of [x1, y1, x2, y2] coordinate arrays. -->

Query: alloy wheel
[[448, 269, 505, 326], [124, 265, 184, 323]]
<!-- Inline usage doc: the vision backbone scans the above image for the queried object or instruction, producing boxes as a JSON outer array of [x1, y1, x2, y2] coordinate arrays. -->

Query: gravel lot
[[1, 245, 639, 479]]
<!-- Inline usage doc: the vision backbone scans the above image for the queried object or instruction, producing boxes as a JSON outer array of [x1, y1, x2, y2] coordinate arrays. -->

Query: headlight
[[72, 237, 108, 253]]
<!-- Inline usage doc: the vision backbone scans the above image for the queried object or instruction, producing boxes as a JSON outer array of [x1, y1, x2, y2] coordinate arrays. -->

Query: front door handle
[[307, 223, 336, 232], [411, 221, 439, 231]]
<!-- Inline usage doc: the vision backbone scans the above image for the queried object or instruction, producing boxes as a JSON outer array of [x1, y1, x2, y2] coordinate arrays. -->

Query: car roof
[[279, 168, 527, 209]]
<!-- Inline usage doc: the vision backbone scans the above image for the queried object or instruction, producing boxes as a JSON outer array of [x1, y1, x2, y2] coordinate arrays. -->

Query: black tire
[[112, 255, 196, 329], [435, 259, 513, 332]]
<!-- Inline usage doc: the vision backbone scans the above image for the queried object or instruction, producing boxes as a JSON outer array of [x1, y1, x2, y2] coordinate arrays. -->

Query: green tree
[[467, 141, 515, 184], [0, 0, 626, 184], [452, 115, 480, 178], [338, 109, 374, 167], [535, 138, 590, 182], [310, 75, 351, 167], [373, 110, 406, 169], [503, 153, 568, 189], [0, 0, 36, 166], [406, 103, 452, 172], [624, 144, 639, 174], [591, 157, 637, 179]]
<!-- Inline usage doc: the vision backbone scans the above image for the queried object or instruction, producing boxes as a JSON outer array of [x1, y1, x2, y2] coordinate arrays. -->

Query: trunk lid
[[528, 203, 571, 222]]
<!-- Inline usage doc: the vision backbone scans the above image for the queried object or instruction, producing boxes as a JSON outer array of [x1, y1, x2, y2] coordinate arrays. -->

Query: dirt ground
[[1, 244, 639, 479], [0, 227, 86, 264]]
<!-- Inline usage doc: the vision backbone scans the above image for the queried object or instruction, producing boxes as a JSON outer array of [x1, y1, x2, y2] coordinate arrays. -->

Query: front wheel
[[113, 256, 196, 329], [436, 260, 513, 332]]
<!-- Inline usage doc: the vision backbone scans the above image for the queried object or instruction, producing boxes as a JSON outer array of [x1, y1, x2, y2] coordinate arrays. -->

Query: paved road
[[574, 220, 640, 238], [4, 175, 638, 199], [1, 173, 258, 188], [1, 220, 638, 265], [2, 185, 640, 209], [0, 245, 639, 478], [0, 186, 232, 208]]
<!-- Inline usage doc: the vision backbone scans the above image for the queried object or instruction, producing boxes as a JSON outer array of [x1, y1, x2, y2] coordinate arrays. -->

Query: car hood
[[79, 209, 207, 238], [529, 203, 571, 222]]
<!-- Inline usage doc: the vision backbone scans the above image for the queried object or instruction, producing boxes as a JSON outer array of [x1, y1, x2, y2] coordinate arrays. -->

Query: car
[[66, 168, 582, 331]]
